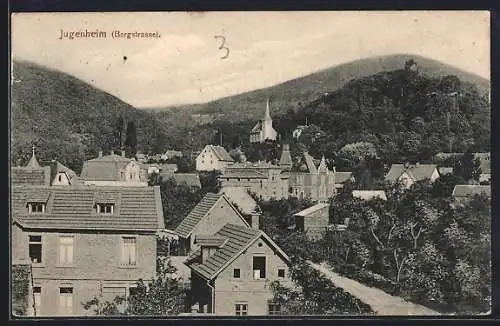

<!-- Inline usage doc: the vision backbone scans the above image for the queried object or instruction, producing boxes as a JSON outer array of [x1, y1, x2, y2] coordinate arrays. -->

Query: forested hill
[[151, 54, 490, 122], [11, 60, 171, 173], [272, 62, 491, 165]]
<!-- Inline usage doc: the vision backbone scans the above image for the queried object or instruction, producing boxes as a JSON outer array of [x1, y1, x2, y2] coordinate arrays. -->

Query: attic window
[[96, 203, 114, 215], [28, 202, 46, 214]]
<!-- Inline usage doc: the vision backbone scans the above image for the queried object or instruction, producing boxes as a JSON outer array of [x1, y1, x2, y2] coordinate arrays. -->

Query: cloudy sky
[[11, 11, 489, 108]]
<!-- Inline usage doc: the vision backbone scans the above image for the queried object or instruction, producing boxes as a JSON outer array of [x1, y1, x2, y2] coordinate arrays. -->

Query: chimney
[[415, 162, 420, 167], [98, 151, 103, 158], [201, 246, 217, 264], [250, 212, 260, 230], [122, 150, 126, 158], [404, 162, 410, 169]]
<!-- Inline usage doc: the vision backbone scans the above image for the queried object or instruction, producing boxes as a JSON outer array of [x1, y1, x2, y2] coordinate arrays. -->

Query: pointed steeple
[[264, 99, 272, 122], [318, 155, 329, 174], [279, 144, 293, 168], [26, 144, 41, 168]]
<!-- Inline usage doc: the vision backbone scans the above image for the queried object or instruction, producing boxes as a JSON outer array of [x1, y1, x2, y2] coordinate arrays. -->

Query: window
[[29, 235, 42, 264], [233, 268, 241, 278], [253, 256, 266, 279], [202, 160, 205, 164], [226, 178, 229, 181], [58, 287, 73, 315], [268, 303, 281, 315], [59, 236, 74, 265], [58, 175, 62, 182], [237, 178, 241, 181], [97, 203, 114, 215], [278, 269, 285, 278], [235, 303, 248, 316], [210, 160, 213, 164], [129, 286, 138, 298], [28, 202, 45, 214], [121, 237, 136, 266], [33, 286, 41, 314]]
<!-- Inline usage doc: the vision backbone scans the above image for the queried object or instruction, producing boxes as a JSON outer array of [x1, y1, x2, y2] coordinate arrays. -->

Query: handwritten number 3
[[214, 35, 229, 59]]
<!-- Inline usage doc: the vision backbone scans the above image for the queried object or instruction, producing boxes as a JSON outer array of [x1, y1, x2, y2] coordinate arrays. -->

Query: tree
[[124, 121, 138, 157], [337, 142, 378, 169], [82, 258, 186, 316], [114, 116, 125, 150], [454, 149, 481, 183]]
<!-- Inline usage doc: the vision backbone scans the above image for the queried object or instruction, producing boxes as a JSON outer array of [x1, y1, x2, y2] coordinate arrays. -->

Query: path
[[307, 261, 441, 316]]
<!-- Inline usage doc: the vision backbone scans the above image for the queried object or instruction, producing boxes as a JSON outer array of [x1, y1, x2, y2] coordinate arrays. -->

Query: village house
[[174, 193, 254, 256], [292, 125, 307, 140], [293, 203, 330, 240], [249, 100, 279, 144], [352, 190, 388, 201], [80, 151, 148, 187], [11, 148, 81, 187], [11, 185, 164, 316], [196, 145, 235, 172], [161, 150, 184, 161], [219, 186, 261, 227], [385, 163, 440, 189], [219, 162, 289, 200], [284, 148, 336, 203], [452, 185, 491, 203], [185, 223, 291, 315], [433, 152, 491, 183]]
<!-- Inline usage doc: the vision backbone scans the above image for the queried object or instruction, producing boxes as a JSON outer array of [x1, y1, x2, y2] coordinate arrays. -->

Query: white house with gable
[[196, 145, 235, 172]]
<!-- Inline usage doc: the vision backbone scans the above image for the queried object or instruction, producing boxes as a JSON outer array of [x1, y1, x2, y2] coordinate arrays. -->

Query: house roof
[[251, 120, 263, 133], [220, 170, 268, 179], [50, 161, 80, 184], [11, 185, 164, 231], [279, 146, 293, 167], [11, 167, 51, 186], [205, 145, 234, 162], [294, 203, 330, 218], [452, 185, 491, 198], [194, 235, 228, 247], [335, 171, 353, 184], [219, 186, 260, 215], [80, 154, 134, 181], [173, 173, 201, 188], [352, 190, 387, 201], [186, 223, 290, 280], [174, 193, 249, 238], [303, 152, 318, 173], [385, 164, 437, 183], [475, 153, 491, 174]]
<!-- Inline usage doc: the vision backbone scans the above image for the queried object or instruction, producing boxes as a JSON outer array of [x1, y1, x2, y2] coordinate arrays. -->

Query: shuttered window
[[120, 237, 136, 266], [59, 236, 74, 265]]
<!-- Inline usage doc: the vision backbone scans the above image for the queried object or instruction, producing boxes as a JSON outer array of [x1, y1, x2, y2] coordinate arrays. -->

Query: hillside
[[11, 60, 170, 173], [148, 54, 490, 123]]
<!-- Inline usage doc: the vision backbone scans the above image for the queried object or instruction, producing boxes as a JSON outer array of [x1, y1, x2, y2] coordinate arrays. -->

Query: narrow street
[[307, 261, 441, 316]]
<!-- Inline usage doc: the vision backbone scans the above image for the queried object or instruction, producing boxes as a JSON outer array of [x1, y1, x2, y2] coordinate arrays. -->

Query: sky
[[11, 11, 490, 108]]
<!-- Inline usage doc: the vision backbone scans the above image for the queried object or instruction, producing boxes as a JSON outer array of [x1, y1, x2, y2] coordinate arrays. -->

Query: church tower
[[26, 145, 41, 168], [263, 99, 273, 141]]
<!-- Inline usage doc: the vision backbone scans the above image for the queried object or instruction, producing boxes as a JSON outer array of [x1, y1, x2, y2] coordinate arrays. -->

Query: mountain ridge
[[142, 54, 489, 122]]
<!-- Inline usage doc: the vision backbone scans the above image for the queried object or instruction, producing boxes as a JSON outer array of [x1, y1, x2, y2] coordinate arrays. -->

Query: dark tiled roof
[[207, 145, 234, 162], [173, 173, 201, 188], [80, 154, 134, 181], [187, 224, 290, 280], [385, 164, 437, 182], [174, 193, 223, 238], [452, 185, 491, 198], [194, 235, 227, 247], [11, 185, 164, 231], [221, 171, 267, 179], [251, 120, 263, 133], [303, 152, 318, 173], [11, 167, 51, 186]]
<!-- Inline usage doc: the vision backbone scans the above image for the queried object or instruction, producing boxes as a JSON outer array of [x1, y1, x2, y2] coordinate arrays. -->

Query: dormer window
[[96, 203, 114, 215], [28, 202, 46, 214]]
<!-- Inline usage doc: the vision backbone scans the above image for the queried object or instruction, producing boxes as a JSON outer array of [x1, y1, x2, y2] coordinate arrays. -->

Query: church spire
[[26, 144, 41, 168], [318, 155, 329, 174], [264, 99, 272, 122]]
